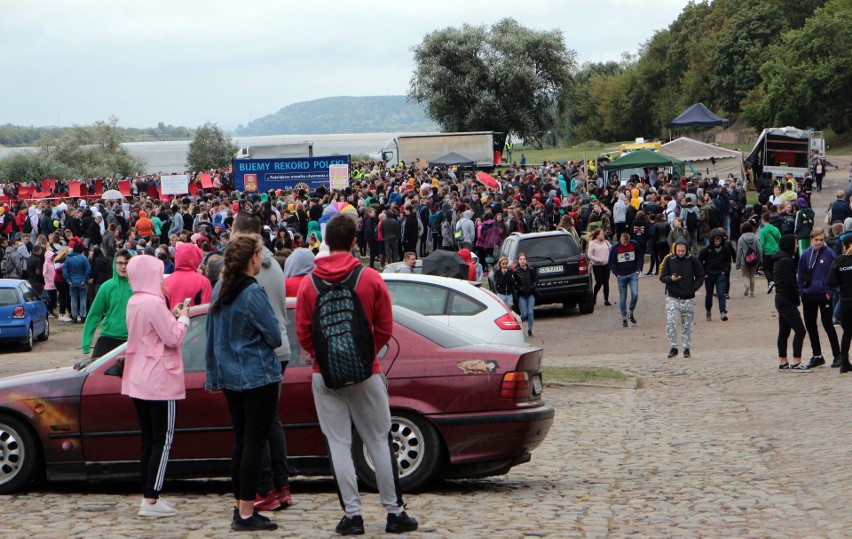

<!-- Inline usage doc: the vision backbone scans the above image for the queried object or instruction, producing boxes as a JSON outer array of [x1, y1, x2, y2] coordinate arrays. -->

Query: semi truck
[[380, 132, 505, 169], [747, 127, 825, 179], [235, 142, 314, 160]]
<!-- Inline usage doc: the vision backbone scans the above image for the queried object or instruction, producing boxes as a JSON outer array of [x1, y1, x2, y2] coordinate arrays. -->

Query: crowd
[[0, 154, 850, 532]]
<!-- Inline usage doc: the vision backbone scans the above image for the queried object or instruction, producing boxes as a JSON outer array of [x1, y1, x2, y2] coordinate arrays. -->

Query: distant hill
[[235, 96, 439, 136]]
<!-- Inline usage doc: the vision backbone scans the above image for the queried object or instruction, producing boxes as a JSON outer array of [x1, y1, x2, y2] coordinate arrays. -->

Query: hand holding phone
[[174, 298, 191, 318]]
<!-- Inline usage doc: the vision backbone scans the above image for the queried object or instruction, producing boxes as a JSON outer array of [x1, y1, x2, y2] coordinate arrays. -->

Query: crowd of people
[[0, 154, 849, 532]]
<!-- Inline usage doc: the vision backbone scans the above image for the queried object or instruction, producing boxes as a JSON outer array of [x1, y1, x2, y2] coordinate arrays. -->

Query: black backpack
[[310, 266, 375, 389], [685, 210, 698, 233]]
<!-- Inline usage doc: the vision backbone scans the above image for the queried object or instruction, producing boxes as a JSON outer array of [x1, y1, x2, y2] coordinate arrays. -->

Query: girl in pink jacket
[[124, 254, 190, 518], [43, 250, 57, 318]]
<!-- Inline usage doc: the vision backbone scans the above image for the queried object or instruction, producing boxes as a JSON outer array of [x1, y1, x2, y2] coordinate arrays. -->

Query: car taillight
[[494, 312, 522, 330], [500, 371, 530, 399], [578, 255, 589, 276], [12, 306, 25, 318]]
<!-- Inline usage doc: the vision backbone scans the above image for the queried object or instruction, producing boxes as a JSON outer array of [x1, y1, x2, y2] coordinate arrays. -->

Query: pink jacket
[[587, 239, 612, 266], [43, 251, 56, 291], [164, 243, 213, 310], [122, 255, 189, 401]]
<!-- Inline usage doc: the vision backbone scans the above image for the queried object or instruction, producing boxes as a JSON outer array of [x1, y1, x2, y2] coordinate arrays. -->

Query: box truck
[[747, 127, 825, 179], [380, 132, 505, 169], [235, 142, 314, 160]]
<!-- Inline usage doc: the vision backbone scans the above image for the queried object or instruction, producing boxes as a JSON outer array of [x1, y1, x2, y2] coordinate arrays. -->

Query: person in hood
[[124, 254, 190, 517], [205, 234, 282, 531], [82, 249, 134, 357], [295, 214, 418, 536], [136, 210, 154, 239], [797, 227, 840, 368], [62, 243, 91, 324], [163, 243, 213, 310], [456, 209, 475, 250], [283, 247, 315, 297], [659, 237, 705, 358], [698, 229, 736, 321], [826, 235, 852, 373], [793, 197, 816, 254], [773, 234, 811, 371], [735, 222, 762, 296], [457, 248, 478, 282], [42, 250, 57, 317]]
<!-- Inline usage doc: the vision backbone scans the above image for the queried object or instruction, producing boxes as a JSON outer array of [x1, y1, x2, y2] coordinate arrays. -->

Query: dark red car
[[0, 304, 553, 494]]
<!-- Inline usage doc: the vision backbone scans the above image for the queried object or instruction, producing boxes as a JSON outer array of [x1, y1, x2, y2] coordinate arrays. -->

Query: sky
[[1, 0, 691, 130]]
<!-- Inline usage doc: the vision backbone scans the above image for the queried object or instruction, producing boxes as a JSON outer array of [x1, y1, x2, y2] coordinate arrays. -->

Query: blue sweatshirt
[[797, 245, 836, 297], [608, 240, 644, 276]]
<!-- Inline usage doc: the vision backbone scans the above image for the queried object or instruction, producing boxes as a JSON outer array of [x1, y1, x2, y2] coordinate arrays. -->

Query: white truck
[[235, 142, 314, 160], [380, 132, 502, 169], [747, 127, 825, 179]]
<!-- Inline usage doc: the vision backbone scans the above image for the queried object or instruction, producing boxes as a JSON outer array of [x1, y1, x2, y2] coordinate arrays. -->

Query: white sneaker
[[59, 316, 72, 322], [138, 498, 177, 517], [140, 498, 176, 509]]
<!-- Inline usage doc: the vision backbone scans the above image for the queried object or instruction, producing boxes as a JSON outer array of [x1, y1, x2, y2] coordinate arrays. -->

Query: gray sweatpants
[[312, 373, 403, 517], [666, 297, 695, 349]]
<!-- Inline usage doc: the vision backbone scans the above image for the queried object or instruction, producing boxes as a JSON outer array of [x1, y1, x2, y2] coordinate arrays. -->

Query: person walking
[[760, 212, 782, 292], [42, 250, 58, 318], [798, 228, 840, 368], [124, 254, 191, 517], [491, 256, 515, 307], [53, 246, 72, 322], [82, 250, 133, 358], [698, 229, 735, 321], [513, 253, 538, 337], [773, 235, 811, 371], [295, 214, 419, 536], [736, 222, 762, 297], [609, 232, 643, 328], [586, 228, 612, 306], [205, 234, 282, 532], [794, 197, 816, 254], [659, 238, 705, 358], [826, 235, 852, 373], [62, 243, 91, 323]]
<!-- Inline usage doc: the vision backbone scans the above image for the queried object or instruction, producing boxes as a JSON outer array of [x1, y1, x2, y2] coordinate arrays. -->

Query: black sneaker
[[622, 319, 628, 328], [629, 313, 637, 325], [667, 348, 678, 358], [789, 363, 812, 373], [706, 311, 712, 322], [231, 513, 278, 531], [335, 515, 365, 536], [386, 511, 418, 534], [806, 356, 826, 369], [720, 312, 728, 322], [779, 363, 790, 371], [683, 348, 691, 358], [831, 357, 842, 368], [604, 301, 611, 306]]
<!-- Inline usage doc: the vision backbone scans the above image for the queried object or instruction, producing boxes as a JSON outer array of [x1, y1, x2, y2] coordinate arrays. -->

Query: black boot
[[840, 356, 852, 374]]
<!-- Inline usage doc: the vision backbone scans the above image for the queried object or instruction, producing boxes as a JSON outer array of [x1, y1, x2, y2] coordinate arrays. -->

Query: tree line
[[0, 122, 194, 148]]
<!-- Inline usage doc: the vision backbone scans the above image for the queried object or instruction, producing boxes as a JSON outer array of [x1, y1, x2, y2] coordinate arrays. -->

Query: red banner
[[146, 185, 158, 199], [188, 182, 199, 196], [118, 180, 131, 196], [17, 186, 32, 199], [69, 182, 81, 198], [199, 173, 213, 189], [41, 179, 56, 192], [94, 179, 103, 195]]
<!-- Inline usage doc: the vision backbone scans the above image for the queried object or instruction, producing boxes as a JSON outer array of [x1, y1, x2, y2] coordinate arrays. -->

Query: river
[[0, 132, 422, 174]]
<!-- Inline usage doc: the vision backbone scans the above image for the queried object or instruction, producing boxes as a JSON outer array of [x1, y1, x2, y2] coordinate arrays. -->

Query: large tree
[[186, 122, 238, 171], [408, 18, 576, 144]]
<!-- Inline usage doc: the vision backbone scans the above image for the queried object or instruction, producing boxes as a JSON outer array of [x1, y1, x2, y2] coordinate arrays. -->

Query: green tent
[[603, 149, 685, 176]]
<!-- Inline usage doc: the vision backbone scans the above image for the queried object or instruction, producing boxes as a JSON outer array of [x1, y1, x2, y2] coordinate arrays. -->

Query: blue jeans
[[70, 283, 88, 320], [518, 294, 536, 332], [616, 273, 639, 318], [705, 273, 727, 314]]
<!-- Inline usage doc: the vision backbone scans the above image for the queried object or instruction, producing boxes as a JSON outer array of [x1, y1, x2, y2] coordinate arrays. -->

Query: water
[[0, 132, 421, 175]]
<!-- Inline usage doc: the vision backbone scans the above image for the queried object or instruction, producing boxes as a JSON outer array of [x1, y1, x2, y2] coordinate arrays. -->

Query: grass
[[543, 365, 631, 384]]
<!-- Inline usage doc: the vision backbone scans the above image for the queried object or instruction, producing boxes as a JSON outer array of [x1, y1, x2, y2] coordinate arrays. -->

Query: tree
[[186, 122, 238, 171], [408, 18, 576, 143]]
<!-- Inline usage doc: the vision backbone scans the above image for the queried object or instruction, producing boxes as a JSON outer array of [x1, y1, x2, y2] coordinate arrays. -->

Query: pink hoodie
[[122, 254, 189, 401], [164, 243, 213, 310], [43, 250, 56, 291]]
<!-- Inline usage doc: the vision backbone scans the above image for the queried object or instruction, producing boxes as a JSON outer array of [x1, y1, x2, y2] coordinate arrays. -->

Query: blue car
[[0, 279, 49, 351]]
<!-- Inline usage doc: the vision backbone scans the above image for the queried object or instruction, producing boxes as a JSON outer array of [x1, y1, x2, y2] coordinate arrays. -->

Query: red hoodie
[[296, 252, 392, 375], [164, 243, 213, 309]]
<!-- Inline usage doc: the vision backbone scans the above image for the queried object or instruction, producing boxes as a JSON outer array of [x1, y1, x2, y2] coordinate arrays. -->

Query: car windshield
[[392, 305, 474, 349], [520, 236, 579, 260]]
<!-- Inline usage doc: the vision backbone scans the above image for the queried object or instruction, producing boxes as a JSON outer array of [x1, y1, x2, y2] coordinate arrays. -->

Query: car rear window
[[519, 236, 579, 261], [0, 288, 20, 306], [392, 306, 473, 349]]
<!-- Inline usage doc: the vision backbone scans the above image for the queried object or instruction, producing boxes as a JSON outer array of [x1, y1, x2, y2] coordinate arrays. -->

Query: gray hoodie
[[256, 246, 292, 364], [458, 210, 475, 245], [283, 248, 315, 278]]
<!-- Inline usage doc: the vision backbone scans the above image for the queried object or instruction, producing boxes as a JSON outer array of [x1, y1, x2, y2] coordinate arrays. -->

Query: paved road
[[2, 161, 851, 537]]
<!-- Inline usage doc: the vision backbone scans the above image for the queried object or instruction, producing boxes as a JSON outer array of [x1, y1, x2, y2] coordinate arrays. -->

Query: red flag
[[188, 182, 199, 196], [118, 180, 131, 196], [69, 182, 81, 198], [199, 173, 213, 189], [94, 179, 103, 194], [146, 184, 158, 199]]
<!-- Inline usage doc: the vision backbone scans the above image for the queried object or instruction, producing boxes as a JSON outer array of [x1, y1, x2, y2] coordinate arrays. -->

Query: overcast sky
[[1, 0, 690, 130]]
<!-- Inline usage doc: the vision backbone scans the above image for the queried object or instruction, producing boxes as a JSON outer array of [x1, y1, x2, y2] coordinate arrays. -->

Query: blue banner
[[232, 155, 350, 192]]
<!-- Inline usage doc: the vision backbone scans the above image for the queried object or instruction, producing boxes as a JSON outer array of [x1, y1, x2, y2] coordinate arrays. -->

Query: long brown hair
[[210, 235, 261, 313]]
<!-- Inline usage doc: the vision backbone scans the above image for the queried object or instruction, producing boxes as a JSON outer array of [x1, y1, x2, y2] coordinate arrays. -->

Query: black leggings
[[840, 300, 852, 359], [763, 253, 775, 284], [223, 383, 280, 501], [802, 296, 840, 358], [132, 399, 176, 499], [776, 301, 806, 358], [592, 265, 610, 302], [92, 336, 126, 359]]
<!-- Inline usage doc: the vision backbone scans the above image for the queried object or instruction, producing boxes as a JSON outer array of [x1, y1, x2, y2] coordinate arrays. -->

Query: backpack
[[23, 217, 33, 234], [744, 243, 759, 266], [685, 210, 698, 233], [2, 253, 15, 277], [310, 266, 376, 389]]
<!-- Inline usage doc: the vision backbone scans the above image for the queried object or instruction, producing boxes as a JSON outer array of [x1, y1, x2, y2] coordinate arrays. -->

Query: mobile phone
[[182, 298, 191, 309]]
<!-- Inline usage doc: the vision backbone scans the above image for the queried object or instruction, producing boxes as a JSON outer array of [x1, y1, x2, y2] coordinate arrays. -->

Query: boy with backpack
[[295, 214, 419, 536]]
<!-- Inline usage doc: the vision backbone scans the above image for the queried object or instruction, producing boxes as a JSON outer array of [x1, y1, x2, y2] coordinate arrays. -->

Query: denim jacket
[[205, 282, 283, 391]]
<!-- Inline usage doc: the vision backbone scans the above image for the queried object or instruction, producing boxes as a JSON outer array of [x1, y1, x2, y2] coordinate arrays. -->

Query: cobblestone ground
[[2, 162, 851, 537]]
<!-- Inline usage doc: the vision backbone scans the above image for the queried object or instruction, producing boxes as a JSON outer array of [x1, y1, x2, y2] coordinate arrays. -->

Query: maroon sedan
[[0, 304, 553, 494]]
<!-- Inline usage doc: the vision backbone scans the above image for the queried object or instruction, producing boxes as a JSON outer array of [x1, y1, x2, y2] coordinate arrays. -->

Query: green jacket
[[81, 257, 133, 354], [759, 224, 781, 256]]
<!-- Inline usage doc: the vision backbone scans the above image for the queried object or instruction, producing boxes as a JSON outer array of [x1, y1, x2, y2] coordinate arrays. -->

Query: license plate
[[538, 265, 563, 274], [532, 374, 543, 395]]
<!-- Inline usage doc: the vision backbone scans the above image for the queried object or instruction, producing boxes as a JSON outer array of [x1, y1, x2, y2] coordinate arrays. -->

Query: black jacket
[[698, 230, 736, 276], [491, 268, 515, 296], [773, 235, 800, 306], [827, 253, 852, 301], [660, 253, 705, 299], [513, 265, 537, 297]]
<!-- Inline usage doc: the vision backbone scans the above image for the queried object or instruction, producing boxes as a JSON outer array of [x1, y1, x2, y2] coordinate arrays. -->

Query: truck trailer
[[746, 127, 824, 179], [380, 132, 505, 169], [235, 142, 314, 160]]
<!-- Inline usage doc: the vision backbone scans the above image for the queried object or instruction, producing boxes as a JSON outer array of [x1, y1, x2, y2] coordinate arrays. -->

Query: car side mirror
[[104, 356, 125, 377]]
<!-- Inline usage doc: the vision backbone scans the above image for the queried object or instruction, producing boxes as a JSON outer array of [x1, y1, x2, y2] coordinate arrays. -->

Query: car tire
[[0, 414, 40, 494], [21, 326, 33, 352], [37, 318, 49, 342], [579, 295, 595, 314], [352, 411, 443, 493]]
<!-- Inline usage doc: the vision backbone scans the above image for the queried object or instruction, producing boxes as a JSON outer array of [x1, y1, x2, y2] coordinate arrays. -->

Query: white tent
[[661, 137, 746, 179]]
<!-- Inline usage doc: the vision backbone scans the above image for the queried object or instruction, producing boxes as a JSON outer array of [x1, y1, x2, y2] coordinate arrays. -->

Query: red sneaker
[[253, 491, 281, 512], [275, 485, 292, 509]]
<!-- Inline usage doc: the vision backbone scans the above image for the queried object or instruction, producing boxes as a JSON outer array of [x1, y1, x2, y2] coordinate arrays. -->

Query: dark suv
[[496, 231, 595, 314]]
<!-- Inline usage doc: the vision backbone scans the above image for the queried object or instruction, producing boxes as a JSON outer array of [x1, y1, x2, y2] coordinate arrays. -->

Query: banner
[[329, 164, 349, 190], [69, 182, 81, 198], [160, 174, 189, 195], [198, 173, 213, 189], [232, 155, 350, 193], [118, 180, 131, 196]]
